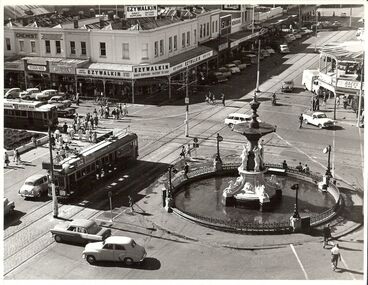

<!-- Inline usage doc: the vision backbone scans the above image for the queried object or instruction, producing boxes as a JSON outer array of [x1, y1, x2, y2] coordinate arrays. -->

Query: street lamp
[[185, 66, 189, 137], [256, 39, 261, 93], [323, 145, 332, 177], [216, 133, 223, 162], [48, 118, 59, 218], [290, 183, 300, 219], [314, 9, 318, 53]]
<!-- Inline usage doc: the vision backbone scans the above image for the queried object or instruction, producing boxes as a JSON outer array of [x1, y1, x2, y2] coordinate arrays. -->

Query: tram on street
[[4, 99, 58, 131], [43, 131, 138, 199]]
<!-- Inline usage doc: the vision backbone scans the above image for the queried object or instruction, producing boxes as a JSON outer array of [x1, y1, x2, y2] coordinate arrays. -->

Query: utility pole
[[349, 7, 352, 27], [357, 54, 364, 127], [314, 9, 318, 52], [48, 120, 58, 218], [256, 39, 261, 93], [184, 67, 189, 137]]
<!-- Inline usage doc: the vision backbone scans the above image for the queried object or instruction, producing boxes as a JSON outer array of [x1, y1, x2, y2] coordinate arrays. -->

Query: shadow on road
[[4, 210, 26, 229], [92, 257, 161, 270]]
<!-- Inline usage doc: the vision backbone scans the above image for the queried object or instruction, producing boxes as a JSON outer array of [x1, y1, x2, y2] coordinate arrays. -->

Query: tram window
[[34, 112, 43, 119], [76, 170, 82, 179], [14, 110, 20, 116], [20, 111, 27, 117]]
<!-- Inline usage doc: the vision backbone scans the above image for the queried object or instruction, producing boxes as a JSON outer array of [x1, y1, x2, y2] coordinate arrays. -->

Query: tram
[[42, 131, 138, 199], [4, 99, 58, 131]]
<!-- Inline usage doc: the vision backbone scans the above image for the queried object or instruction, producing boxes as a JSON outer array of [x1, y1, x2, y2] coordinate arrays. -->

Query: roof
[[86, 62, 132, 72], [4, 5, 51, 20], [70, 219, 96, 228], [105, 236, 133, 244], [320, 41, 364, 62], [25, 174, 46, 182]]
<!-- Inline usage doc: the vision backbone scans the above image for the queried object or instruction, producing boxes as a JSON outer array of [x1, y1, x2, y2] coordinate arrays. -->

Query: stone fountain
[[222, 93, 280, 210]]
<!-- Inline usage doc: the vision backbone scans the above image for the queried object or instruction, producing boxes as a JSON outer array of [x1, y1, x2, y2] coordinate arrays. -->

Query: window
[[115, 244, 126, 250], [169, 37, 172, 52], [212, 21, 214, 33], [81, 41, 86, 55], [45, 40, 51, 53], [204, 24, 206, 37], [159, 39, 164, 55], [70, 41, 75, 55], [19, 40, 24, 52], [182, 33, 185, 48], [142, 43, 148, 59], [30, 41, 36, 53], [55, 40, 61, 53], [207, 23, 209, 36], [100, 42, 106, 57], [6, 38, 11, 50], [122, 43, 129, 59], [103, 244, 114, 250], [174, 35, 177, 50], [194, 29, 196, 42], [154, 41, 158, 57], [200, 24, 203, 38], [216, 20, 218, 32], [187, 31, 190, 46]]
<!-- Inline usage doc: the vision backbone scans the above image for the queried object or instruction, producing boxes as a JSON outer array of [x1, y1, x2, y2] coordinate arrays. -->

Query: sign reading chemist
[[133, 63, 170, 79], [126, 5, 157, 19]]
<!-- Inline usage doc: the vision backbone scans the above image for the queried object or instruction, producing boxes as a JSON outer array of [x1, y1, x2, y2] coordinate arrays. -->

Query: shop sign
[[15, 33, 38, 39], [337, 79, 362, 90], [5, 61, 24, 71], [171, 51, 213, 73], [133, 63, 170, 79], [49, 62, 75, 74], [231, 18, 242, 26], [126, 5, 157, 19], [222, 5, 241, 11], [76, 68, 132, 79], [27, 65, 47, 72], [220, 14, 232, 36], [41, 33, 63, 41]]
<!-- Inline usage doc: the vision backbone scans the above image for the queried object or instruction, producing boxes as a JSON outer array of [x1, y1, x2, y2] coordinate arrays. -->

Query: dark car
[[208, 71, 228, 84]]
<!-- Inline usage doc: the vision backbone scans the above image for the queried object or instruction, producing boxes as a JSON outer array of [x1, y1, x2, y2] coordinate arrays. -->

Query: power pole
[[185, 67, 189, 137], [256, 39, 261, 93], [48, 121, 58, 218], [314, 9, 318, 52], [357, 54, 364, 127]]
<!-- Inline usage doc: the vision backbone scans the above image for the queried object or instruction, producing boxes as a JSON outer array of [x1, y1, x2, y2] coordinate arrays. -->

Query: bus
[[4, 99, 58, 131], [42, 131, 138, 199]]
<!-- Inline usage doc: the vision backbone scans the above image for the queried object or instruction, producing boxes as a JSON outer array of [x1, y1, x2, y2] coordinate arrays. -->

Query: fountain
[[222, 93, 279, 211]]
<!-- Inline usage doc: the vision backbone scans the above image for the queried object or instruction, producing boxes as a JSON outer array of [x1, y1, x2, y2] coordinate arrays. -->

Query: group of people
[[296, 162, 310, 174], [98, 103, 128, 120], [4, 149, 21, 167], [205, 91, 226, 106], [180, 144, 192, 159]]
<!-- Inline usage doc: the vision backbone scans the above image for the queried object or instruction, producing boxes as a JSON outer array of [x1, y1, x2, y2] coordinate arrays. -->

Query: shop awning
[[4, 59, 24, 71], [201, 37, 229, 51], [260, 15, 297, 28], [320, 41, 364, 62]]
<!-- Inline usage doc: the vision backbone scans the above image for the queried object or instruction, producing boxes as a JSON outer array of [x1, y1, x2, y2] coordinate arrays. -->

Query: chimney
[[74, 19, 78, 28], [99, 17, 104, 29]]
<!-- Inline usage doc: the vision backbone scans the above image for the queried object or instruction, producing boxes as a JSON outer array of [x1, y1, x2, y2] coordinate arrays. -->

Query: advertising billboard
[[126, 5, 157, 19]]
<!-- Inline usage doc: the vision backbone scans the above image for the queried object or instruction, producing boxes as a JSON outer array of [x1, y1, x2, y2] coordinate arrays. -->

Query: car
[[224, 63, 241, 74], [208, 71, 228, 84], [51, 219, 111, 244], [57, 107, 77, 118], [260, 49, 270, 57], [280, 44, 290, 54], [331, 21, 342, 30], [4, 88, 21, 99], [232, 60, 248, 70], [302, 112, 336, 129], [218, 67, 231, 78], [224, 113, 252, 128], [19, 174, 49, 198], [48, 96, 72, 108], [243, 54, 257, 64], [35, 89, 58, 101], [265, 46, 276, 54], [281, 80, 294, 92], [21, 88, 40, 100], [82, 236, 147, 265], [4, 197, 15, 216], [293, 32, 302, 39], [299, 27, 313, 36]]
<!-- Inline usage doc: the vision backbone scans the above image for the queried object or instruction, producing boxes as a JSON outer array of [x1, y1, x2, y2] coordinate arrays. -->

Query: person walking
[[183, 162, 189, 178], [186, 143, 191, 158], [76, 92, 80, 106], [323, 224, 332, 248], [128, 195, 135, 212], [282, 160, 288, 170], [123, 103, 128, 116], [32, 136, 37, 148], [180, 145, 186, 159], [299, 113, 304, 128], [221, 93, 226, 106], [4, 152, 10, 167], [14, 149, 21, 165], [331, 243, 341, 271]]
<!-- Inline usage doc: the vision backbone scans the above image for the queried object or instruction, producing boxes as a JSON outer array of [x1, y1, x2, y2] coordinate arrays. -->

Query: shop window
[[19, 40, 24, 52], [56, 41, 61, 54], [154, 41, 158, 57], [142, 43, 148, 59], [160, 39, 164, 55], [70, 41, 75, 55], [169, 37, 172, 53], [202, 24, 205, 38], [45, 40, 51, 53], [187, 31, 190, 46], [6, 38, 11, 51], [174, 35, 177, 50], [30, 41, 36, 53], [194, 29, 196, 43], [122, 43, 129, 59], [81, 41, 86, 55], [182, 33, 185, 48], [207, 23, 209, 36], [100, 42, 106, 57]]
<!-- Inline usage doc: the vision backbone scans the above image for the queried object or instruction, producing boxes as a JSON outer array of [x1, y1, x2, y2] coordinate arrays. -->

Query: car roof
[[313, 112, 325, 115], [70, 219, 97, 228], [50, 96, 62, 99], [105, 236, 133, 244], [25, 174, 47, 182], [228, 113, 251, 118], [42, 89, 57, 92]]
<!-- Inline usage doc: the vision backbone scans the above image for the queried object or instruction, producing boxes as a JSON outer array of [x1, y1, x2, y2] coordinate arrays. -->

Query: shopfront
[[23, 57, 51, 90], [4, 59, 25, 89]]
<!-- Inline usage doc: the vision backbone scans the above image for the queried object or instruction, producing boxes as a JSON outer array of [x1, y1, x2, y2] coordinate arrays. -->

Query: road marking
[[4, 149, 49, 174], [340, 255, 356, 280], [289, 244, 309, 280]]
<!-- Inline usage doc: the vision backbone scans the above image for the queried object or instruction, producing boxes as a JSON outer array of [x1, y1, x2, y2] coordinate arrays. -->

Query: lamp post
[[356, 54, 364, 127], [290, 183, 300, 218], [256, 39, 261, 93], [314, 9, 318, 53], [323, 145, 332, 177], [216, 133, 223, 162], [184, 67, 189, 137], [168, 165, 173, 193], [48, 118, 59, 218]]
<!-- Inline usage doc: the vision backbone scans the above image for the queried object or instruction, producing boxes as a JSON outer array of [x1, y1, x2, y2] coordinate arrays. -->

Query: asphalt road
[[3, 28, 364, 280]]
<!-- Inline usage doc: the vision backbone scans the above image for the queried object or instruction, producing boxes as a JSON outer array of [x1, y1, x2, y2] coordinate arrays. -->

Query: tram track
[[4, 29, 356, 276]]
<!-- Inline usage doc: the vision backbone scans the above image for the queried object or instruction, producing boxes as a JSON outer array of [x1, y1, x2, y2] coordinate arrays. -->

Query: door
[[114, 244, 127, 261], [99, 243, 115, 261]]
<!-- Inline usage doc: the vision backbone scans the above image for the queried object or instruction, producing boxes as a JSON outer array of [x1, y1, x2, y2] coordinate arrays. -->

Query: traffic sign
[[217, 134, 223, 142], [193, 137, 198, 143], [185, 97, 189, 104]]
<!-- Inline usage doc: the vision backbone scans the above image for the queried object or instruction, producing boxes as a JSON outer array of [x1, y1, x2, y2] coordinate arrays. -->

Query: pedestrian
[[93, 108, 97, 117], [32, 135, 37, 148], [205, 94, 209, 104], [116, 107, 120, 119], [4, 152, 10, 167], [50, 135, 55, 148], [303, 164, 310, 174], [221, 93, 226, 106], [186, 143, 191, 158], [63, 122, 68, 134], [128, 195, 135, 212], [76, 92, 80, 106], [331, 243, 341, 271], [209, 91, 215, 104], [296, 162, 303, 172], [183, 162, 189, 178], [94, 116, 99, 128], [311, 96, 316, 111], [323, 224, 332, 248], [323, 92, 328, 107], [336, 95, 340, 107], [92, 131, 97, 143], [123, 103, 128, 116], [315, 97, 320, 110], [180, 145, 186, 159], [14, 149, 21, 165], [282, 160, 288, 170], [298, 113, 303, 128]]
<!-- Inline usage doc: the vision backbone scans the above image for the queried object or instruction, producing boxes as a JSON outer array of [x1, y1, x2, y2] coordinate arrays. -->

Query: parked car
[[300, 27, 313, 36], [4, 88, 21, 99], [48, 96, 72, 108], [265, 46, 276, 54], [20, 88, 40, 100], [260, 49, 270, 57], [51, 219, 111, 244], [224, 63, 241, 74], [293, 32, 302, 39], [82, 236, 147, 265], [208, 71, 228, 84], [280, 44, 290, 54], [218, 67, 231, 78], [281, 80, 294, 92], [302, 112, 336, 129], [19, 174, 49, 198], [284, 34, 294, 43], [224, 113, 252, 128], [35, 89, 58, 101], [4, 197, 15, 216], [57, 107, 77, 118], [243, 54, 257, 64], [232, 60, 248, 70]]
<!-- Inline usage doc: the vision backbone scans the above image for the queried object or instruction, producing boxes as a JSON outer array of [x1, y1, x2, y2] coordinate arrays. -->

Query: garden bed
[[4, 128, 46, 150]]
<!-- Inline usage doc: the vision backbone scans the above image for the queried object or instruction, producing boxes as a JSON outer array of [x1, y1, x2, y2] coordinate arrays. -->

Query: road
[[3, 28, 363, 280]]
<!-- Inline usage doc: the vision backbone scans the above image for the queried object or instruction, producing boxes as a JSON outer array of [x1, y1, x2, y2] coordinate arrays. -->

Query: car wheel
[[124, 257, 134, 266], [228, 123, 233, 128], [54, 235, 62, 243], [86, 255, 96, 264], [318, 124, 323, 129]]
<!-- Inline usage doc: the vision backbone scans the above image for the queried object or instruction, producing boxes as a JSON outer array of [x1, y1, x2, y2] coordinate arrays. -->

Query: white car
[[4, 88, 21, 99], [82, 236, 147, 265], [48, 96, 72, 108], [19, 174, 49, 198], [225, 113, 252, 128], [20, 88, 40, 100], [280, 44, 290, 54], [35, 89, 58, 101], [302, 112, 335, 129], [224, 64, 241, 74]]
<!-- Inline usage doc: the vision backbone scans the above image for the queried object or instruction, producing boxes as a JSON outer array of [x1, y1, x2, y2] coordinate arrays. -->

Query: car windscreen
[[25, 181, 35, 186], [317, 114, 327, 118]]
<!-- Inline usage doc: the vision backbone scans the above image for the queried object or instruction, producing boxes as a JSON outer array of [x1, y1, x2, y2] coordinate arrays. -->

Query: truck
[[302, 112, 335, 129], [302, 70, 320, 93]]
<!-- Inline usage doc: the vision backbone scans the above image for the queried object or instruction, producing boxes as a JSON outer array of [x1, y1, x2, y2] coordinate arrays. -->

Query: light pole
[[323, 145, 332, 177], [314, 9, 318, 52], [256, 39, 261, 93], [216, 133, 223, 162], [291, 183, 300, 219], [357, 54, 364, 127], [184, 67, 189, 137], [48, 118, 58, 218]]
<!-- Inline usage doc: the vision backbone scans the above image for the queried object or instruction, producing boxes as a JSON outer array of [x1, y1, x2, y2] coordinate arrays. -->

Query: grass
[[4, 129, 46, 150]]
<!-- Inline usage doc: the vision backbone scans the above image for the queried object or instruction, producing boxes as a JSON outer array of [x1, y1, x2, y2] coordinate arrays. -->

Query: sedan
[[51, 219, 111, 244], [4, 88, 21, 99], [281, 80, 294, 92], [35, 89, 58, 101], [232, 60, 248, 70], [280, 44, 290, 54], [260, 49, 270, 57], [224, 64, 240, 74], [265, 46, 276, 54], [21, 88, 40, 100], [218, 67, 231, 78], [48, 96, 72, 108], [208, 71, 228, 84]]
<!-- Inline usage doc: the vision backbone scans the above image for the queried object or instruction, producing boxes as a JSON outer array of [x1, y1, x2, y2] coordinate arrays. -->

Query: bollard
[[162, 187, 167, 208]]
